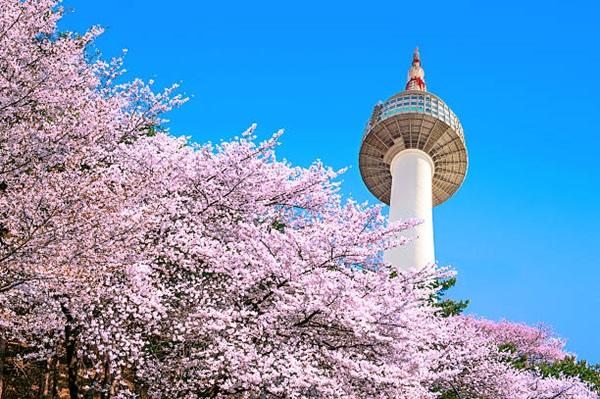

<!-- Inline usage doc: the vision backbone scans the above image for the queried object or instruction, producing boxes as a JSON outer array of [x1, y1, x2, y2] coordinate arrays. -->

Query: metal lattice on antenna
[[405, 47, 427, 91]]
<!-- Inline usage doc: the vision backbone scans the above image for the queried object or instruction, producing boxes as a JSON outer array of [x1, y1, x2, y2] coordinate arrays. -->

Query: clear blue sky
[[60, 0, 599, 362]]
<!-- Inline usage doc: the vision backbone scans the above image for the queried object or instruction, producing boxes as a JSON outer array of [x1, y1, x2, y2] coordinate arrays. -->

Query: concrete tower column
[[384, 149, 435, 271]]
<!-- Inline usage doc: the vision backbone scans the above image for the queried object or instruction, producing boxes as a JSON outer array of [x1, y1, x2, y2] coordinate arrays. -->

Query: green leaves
[[539, 357, 600, 393], [270, 219, 286, 233], [429, 276, 469, 317], [144, 124, 165, 138], [498, 342, 531, 370]]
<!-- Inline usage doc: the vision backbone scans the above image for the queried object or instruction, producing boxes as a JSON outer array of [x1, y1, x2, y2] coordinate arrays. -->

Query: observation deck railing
[[363, 91, 464, 140]]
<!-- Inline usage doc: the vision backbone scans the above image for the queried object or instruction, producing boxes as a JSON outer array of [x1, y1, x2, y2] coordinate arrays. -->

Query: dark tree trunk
[[0, 336, 5, 399], [60, 302, 80, 399], [99, 354, 112, 399], [50, 359, 59, 399], [37, 360, 47, 399], [65, 321, 80, 399]]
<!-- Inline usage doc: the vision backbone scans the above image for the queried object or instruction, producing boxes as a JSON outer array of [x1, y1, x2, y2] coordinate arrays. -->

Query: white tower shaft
[[384, 149, 435, 271]]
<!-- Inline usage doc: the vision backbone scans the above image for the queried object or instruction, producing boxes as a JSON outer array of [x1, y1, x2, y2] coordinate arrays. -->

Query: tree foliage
[[429, 276, 470, 317], [539, 357, 600, 394]]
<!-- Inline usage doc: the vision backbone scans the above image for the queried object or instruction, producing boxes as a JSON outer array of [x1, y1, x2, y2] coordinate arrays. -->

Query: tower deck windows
[[367, 92, 464, 140]]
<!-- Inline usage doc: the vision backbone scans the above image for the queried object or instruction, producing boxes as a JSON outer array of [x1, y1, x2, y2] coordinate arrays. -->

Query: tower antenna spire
[[405, 46, 427, 91]]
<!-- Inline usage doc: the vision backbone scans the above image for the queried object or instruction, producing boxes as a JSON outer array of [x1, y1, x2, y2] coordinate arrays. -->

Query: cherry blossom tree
[[0, 1, 596, 399], [430, 316, 595, 399], [0, 0, 181, 396]]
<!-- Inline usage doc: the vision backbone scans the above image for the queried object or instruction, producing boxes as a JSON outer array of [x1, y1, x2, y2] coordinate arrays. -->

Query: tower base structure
[[384, 149, 435, 271]]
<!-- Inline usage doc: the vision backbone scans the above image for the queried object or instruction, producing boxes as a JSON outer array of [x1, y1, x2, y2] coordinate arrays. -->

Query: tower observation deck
[[358, 48, 468, 271]]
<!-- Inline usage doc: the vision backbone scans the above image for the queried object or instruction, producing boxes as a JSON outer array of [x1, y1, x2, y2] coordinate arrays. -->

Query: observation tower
[[359, 48, 468, 271]]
